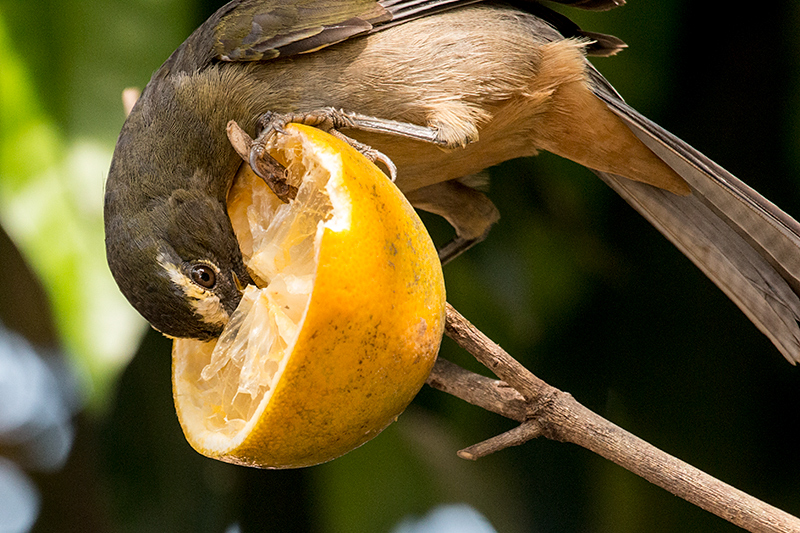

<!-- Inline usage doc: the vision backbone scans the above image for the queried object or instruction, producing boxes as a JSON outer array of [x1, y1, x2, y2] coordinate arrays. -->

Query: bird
[[104, 0, 800, 363]]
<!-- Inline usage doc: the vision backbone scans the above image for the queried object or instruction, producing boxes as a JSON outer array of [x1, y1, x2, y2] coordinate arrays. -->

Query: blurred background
[[1, 0, 799, 531]]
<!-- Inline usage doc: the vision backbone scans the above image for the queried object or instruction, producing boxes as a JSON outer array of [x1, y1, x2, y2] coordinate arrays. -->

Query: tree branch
[[426, 302, 800, 533]]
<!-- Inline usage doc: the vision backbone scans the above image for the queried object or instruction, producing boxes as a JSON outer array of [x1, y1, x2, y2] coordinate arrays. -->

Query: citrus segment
[[172, 124, 446, 468]]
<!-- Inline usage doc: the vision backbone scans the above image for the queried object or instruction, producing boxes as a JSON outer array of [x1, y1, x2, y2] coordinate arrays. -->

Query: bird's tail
[[589, 71, 800, 363]]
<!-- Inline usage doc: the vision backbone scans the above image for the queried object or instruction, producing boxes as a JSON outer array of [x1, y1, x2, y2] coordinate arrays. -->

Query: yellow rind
[[173, 124, 445, 468]]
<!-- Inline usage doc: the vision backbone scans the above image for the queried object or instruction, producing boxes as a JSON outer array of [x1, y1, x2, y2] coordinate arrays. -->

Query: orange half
[[172, 124, 445, 468]]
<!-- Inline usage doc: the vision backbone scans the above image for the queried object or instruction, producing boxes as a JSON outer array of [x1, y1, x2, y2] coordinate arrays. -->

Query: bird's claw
[[326, 128, 398, 182], [229, 108, 404, 200], [226, 120, 297, 203], [252, 109, 399, 181]]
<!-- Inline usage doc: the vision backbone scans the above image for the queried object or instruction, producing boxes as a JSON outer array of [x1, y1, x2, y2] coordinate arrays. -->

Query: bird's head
[[105, 187, 252, 341]]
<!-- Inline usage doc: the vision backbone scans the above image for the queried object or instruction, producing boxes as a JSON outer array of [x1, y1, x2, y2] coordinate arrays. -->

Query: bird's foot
[[252, 109, 405, 180], [226, 120, 297, 203], [229, 108, 448, 199]]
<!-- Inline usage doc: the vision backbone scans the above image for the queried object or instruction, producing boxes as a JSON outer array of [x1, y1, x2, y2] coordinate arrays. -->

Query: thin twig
[[426, 302, 800, 533], [457, 420, 542, 460]]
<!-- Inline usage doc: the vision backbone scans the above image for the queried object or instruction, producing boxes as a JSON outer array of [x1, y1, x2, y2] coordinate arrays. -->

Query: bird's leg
[[250, 108, 449, 181], [404, 180, 500, 265], [233, 113, 498, 263]]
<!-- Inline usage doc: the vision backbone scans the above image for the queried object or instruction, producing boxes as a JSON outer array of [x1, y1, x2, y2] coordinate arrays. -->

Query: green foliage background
[[1, 1, 799, 531]]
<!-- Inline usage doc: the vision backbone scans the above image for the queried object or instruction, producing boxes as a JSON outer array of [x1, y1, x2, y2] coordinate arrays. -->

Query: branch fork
[[429, 303, 800, 533]]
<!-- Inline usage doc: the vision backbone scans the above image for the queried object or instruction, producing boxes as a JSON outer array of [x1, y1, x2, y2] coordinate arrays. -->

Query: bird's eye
[[190, 264, 216, 289]]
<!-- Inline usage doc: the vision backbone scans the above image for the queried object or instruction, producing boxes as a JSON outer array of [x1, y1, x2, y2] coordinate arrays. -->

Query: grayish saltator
[[104, 0, 800, 363]]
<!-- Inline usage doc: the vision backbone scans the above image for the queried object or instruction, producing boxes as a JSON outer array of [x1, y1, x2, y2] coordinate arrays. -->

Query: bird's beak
[[232, 271, 245, 294]]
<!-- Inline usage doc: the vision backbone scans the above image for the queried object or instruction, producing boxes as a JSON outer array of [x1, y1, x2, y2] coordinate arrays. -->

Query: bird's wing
[[588, 68, 800, 363], [203, 0, 625, 64], [209, 0, 388, 61]]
